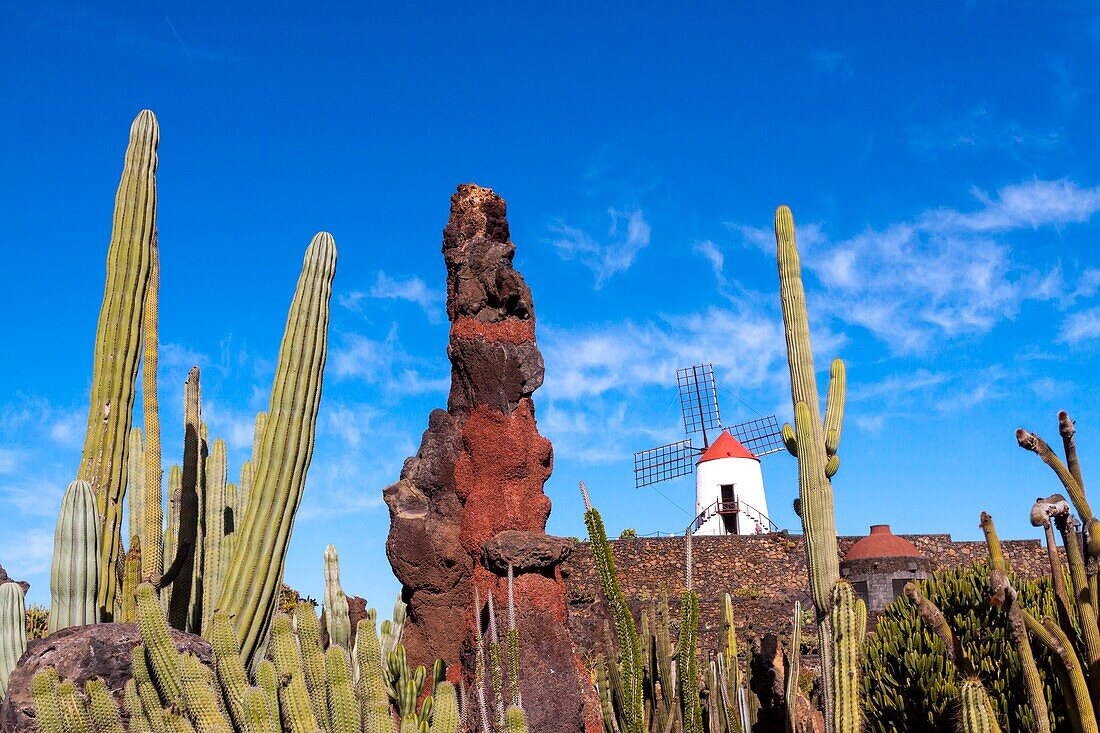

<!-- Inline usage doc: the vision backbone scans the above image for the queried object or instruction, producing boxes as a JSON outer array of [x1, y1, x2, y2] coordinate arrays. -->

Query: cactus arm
[[506, 705, 530, 733], [1034, 615, 1098, 733], [31, 668, 66, 733], [218, 234, 336, 670], [163, 465, 182, 587], [142, 238, 164, 583], [0, 582, 27, 701], [77, 110, 157, 621], [781, 423, 797, 457], [1056, 516, 1100, 667], [178, 652, 232, 730], [1016, 428, 1093, 524], [210, 611, 249, 729], [168, 368, 202, 631], [792, 402, 839, 613], [58, 680, 94, 731], [323, 544, 352, 651], [132, 645, 170, 732], [958, 679, 1004, 733], [200, 437, 228, 636], [678, 590, 702, 733], [829, 581, 864, 733], [325, 646, 361, 733], [823, 359, 845, 457], [49, 479, 101, 631], [124, 679, 154, 733], [431, 682, 460, 733], [255, 660, 282, 732], [85, 678, 125, 733], [355, 615, 391, 733], [1060, 410, 1085, 493], [119, 537, 142, 622], [240, 687, 278, 733]]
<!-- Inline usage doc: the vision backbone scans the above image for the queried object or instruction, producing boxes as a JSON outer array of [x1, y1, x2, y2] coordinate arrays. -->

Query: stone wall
[[560, 531, 1052, 659]]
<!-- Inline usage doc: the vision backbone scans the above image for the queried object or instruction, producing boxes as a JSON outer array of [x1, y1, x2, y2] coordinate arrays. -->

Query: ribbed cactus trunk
[[167, 367, 202, 630], [49, 480, 101, 631], [324, 544, 352, 651], [126, 427, 145, 546], [0, 582, 27, 702], [142, 240, 163, 582], [76, 110, 158, 621], [775, 206, 857, 733], [218, 232, 336, 670], [201, 437, 227, 635]]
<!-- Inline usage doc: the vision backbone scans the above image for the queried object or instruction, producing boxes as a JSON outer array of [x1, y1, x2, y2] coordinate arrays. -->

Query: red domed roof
[[845, 525, 921, 560], [697, 431, 759, 464]]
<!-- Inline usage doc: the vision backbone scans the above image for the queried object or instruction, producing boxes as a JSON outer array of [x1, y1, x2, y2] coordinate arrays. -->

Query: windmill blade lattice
[[725, 415, 785, 458], [633, 439, 696, 488], [677, 364, 721, 438]]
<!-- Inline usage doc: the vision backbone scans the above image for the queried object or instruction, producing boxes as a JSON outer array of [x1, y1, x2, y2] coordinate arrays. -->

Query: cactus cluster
[[32, 547, 465, 733]]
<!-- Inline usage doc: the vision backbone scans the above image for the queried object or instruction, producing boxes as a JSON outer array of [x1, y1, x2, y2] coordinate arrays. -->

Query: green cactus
[[128, 427, 146, 553], [131, 644, 169, 731], [25, 603, 49, 640], [136, 583, 183, 708], [49, 479, 101, 632], [0, 582, 28, 702], [142, 239, 164, 584], [785, 601, 802, 733], [775, 205, 852, 733], [431, 682, 460, 733], [828, 581, 865, 733], [583, 481, 644, 733], [506, 705, 530, 733], [217, 233, 337, 671], [119, 536, 142, 622], [76, 109, 158, 621], [31, 668, 65, 733], [270, 613, 321, 732], [294, 601, 332, 729], [164, 464, 182, 585], [167, 367, 202, 632], [58, 680, 93, 731], [680, 589, 702, 733], [355, 615, 391, 733], [179, 652, 233, 730], [324, 544, 352, 651], [211, 611, 250, 729], [201, 437, 228, 635], [959, 679, 1004, 733], [124, 678, 153, 733], [256, 659, 282, 731], [84, 678, 124, 733], [326, 646, 361, 733]]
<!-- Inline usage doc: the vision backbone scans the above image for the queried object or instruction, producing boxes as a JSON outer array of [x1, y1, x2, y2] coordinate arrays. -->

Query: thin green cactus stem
[[355, 616, 390, 733], [77, 110, 158, 621], [431, 682, 460, 733], [49, 479, 101, 631], [829, 581, 865, 733], [31, 668, 65, 733], [57, 680, 93, 731], [823, 359, 845, 457], [585, 502, 644, 733], [324, 544, 352, 651], [123, 679, 152, 733], [506, 705, 530, 733], [128, 428, 146, 551], [270, 613, 321, 733], [679, 589, 702, 733], [143, 238, 163, 583], [164, 465, 182, 584], [792, 402, 839, 613], [242, 686, 278, 733], [210, 611, 249, 729], [959, 679, 1004, 733], [0, 582, 28, 702], [119, 536, 141, 622], [136, 583, 183, 708], [293, 601, 331, 730], [252, 411, 267, 466], [131, 645, 169, 732], [201, 437, 228, 636], [255, 660, 282, 732], [179, 652, 233, 730], [785, 601, 802, 733], [85, 678, 124, 733], [326, 646, 361, 733], [218, 233, 337, 671], [1016, 427, 1093, 525]]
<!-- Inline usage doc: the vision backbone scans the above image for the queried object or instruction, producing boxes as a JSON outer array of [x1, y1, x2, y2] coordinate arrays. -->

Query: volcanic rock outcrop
[[384, 184, 598, 733], [0, 623, 211, 733]]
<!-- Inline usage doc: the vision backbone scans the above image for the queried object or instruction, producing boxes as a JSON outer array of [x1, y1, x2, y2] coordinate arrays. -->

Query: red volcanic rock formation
[[384, 184, 599, 733]]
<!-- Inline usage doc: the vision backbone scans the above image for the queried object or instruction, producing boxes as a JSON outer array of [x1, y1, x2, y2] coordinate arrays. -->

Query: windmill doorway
[[719, 483, 738, 534]]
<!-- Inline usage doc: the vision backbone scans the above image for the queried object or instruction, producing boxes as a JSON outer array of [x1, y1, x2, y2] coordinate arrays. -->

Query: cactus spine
[[75, 110, 157, 620], [50, 479, 101, 631], [324, 544, 352, 651], [219, 233, 337, 670], [0, 582, 27, 702], [959, 679, 1004, 733], [775, 205, 856, 733]]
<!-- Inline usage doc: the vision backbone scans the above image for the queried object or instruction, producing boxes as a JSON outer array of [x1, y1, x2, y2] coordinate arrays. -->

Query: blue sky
[[3, 2, 1100, 609]]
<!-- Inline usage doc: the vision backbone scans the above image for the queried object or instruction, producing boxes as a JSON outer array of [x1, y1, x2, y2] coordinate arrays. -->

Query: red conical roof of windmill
[[697, 430, 759, 463]]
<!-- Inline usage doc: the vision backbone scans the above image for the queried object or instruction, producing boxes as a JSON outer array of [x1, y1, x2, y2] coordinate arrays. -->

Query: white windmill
[[633, 364, 784, 536]]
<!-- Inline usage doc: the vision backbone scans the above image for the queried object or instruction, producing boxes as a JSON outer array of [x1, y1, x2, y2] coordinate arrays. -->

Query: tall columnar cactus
[[324, 544, 352, 651], [201, 437, 228, 635], [126, 427, 145, 548], [775, 206, 856, 733], [0, 582, 28, 702], [167, 367, 202, 631], [679, 589, 702, 733], [49, 479, 101, 632], [76, 110, 158, 621], [219, 232, 337, 670], [142, 239, 164, 583], [785, 601, 802, 733], [163, 464, 182, 583], [959, 680, 1004, 733]]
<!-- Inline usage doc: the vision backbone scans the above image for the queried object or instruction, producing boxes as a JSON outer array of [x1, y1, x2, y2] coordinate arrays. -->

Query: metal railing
[[690, 497, 779, 534]]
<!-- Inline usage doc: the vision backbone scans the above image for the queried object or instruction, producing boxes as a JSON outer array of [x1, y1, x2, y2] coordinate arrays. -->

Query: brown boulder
[[0, 622, 211, 733], [482, 530, 574, 576]]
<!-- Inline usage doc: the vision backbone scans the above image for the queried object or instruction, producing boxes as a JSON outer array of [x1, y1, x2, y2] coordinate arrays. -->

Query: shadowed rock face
[[0, 623, 211, 733], [384, 184, 600, 733]]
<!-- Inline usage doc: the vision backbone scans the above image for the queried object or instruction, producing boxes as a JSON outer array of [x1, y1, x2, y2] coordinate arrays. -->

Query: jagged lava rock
[[0, 565, 29, 596], [0, 622, 211, 733], [384, 184, 600, 733]]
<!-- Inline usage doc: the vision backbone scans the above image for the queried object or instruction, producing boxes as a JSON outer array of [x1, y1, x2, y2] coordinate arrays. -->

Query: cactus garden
[[4, 5, 1100, 733]]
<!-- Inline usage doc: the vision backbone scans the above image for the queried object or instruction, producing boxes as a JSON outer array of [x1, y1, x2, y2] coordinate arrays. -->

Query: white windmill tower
[[633, 364, 785, 536]]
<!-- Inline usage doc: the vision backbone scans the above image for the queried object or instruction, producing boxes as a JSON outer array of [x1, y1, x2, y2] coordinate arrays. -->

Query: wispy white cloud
[[330, 327, 449, 396], [693, 240, 725, 283], [908, 106, 1063, 155], [341, 272, 444, 324], [1059, 307, 1100, 345], [734, 179, 1100, 354], [811, 50, 853, 78], [549, 208, 651, 288]]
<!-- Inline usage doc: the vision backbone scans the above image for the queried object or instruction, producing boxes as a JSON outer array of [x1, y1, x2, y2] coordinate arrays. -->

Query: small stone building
[[839, 525, 932, 612]]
